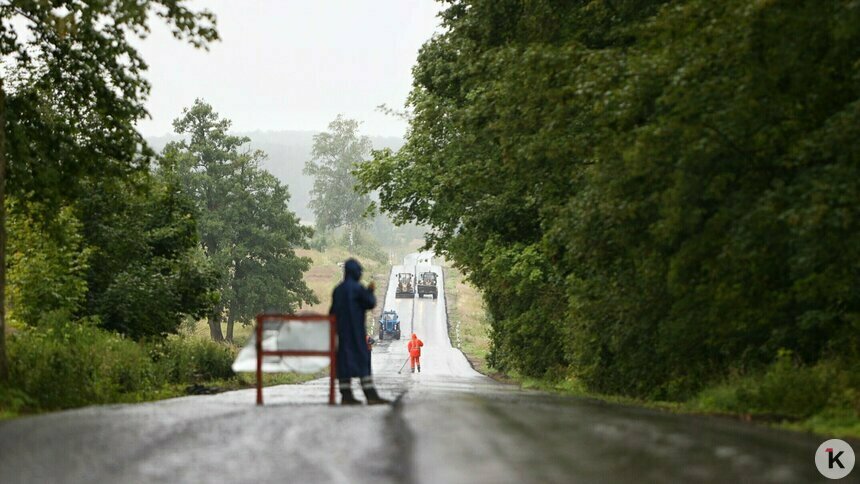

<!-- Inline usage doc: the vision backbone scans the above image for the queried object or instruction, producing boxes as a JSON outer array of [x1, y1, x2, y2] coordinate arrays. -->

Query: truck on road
[[395, 273, 415, 298], [378, 310, 401, 340], [417, 271, 438, 299]]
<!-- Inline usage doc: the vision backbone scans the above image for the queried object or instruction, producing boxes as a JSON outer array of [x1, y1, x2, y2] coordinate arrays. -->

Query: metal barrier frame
[[255, 314, 337, 405]]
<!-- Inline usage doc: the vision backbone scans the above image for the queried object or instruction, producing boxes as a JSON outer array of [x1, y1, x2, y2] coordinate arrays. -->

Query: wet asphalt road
[[0, 253, 841, 483]]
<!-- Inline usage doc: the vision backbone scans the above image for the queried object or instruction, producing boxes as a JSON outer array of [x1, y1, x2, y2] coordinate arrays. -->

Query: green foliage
[[0, 318, 320, 416], [357, 0, 860, 401], [4, 154, 218, 342], [162, 100, 317, 339], [0, 0, 217, 382], [6, 321, 157, 410], [2, 321, 238, 413], [78, 173, 220, 339], [150, 336, 235, 384], [1, 0, 217, 210], [694, 352, 859, 421], [0, 385, 33, 418], [303, 115, 372, 233], [6, 202, 90, 326]]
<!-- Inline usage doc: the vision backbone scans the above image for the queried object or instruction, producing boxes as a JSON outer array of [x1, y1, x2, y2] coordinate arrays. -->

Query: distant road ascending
[[0, 252, 827, 483]]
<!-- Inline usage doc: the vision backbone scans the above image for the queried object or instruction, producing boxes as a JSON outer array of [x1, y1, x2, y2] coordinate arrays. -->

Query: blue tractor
[[378, 310, 402, 340]]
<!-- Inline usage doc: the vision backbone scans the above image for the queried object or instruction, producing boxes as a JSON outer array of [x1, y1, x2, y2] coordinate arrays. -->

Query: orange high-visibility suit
[[408, 334, 424, 372]]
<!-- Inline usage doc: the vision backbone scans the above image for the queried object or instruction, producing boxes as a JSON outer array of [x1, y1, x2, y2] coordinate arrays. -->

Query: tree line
[[5, 96, 317, 345], [357, 0, 860, 400], [0, 1, 316, 381]]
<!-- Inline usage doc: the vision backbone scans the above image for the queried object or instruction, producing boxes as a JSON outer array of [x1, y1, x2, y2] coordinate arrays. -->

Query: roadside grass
[[517, 373, 860, 439], [443, 264, 496, 377], [441, 264, 859, 439]]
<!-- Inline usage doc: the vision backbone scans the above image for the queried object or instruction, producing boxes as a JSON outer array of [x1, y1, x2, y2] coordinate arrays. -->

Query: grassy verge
[[442, 264, 859, 439], [442, 264, 502, 379], [517, 372, 859, 439]]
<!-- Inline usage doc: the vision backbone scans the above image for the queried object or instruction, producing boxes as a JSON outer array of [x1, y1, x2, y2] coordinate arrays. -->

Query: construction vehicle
[[417, 271, 438, 299], [378, 310, 401, 340], [395, 272, 415, 298]]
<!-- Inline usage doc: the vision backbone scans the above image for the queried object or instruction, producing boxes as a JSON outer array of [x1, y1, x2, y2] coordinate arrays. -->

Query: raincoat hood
[[412, 333, 417, 339], [344, 259, 363, 281]]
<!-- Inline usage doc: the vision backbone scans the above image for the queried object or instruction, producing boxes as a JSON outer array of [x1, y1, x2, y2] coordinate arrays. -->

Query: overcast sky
[[135, 0, 443, 138]]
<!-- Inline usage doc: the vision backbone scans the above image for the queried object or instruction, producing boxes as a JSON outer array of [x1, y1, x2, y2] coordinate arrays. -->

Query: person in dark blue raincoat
[[329, 259, 390, 405]]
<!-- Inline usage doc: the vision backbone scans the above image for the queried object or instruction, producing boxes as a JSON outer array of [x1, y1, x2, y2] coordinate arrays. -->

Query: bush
[[0, 386, 34, 417], [6, 202, 91, 328], [694, 352, 859, 420], [150, 336, 236, 384], [7, 321, 157, 410], [5, 322, 239, 412]]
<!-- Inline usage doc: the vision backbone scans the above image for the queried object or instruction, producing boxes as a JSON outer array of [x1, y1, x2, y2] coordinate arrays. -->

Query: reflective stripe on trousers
[[361, 376, 374, 389]]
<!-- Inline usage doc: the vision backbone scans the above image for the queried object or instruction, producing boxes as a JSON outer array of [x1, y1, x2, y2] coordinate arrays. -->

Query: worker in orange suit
[[407, 333, 424, 373]]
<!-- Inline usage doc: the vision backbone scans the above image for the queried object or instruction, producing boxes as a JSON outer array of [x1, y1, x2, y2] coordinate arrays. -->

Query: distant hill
[[147, 130, 403, 221]]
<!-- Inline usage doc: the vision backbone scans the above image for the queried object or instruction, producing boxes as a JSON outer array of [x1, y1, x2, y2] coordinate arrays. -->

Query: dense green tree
[[163, 100, 317, 341], [6, 202, 90, 327], [0, 0, 217, 379], [77, 173, 219, 339], [4, 168, 218, 342], [303, 115, 373, 248], [358, 0, 860, 399]]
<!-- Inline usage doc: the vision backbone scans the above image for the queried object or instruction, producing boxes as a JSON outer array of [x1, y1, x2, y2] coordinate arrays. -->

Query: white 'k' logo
[[815, 439, 855, 480]]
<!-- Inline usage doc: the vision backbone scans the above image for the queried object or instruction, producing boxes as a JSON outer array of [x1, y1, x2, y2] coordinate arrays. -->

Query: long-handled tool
[[397, 357, 410, 374]]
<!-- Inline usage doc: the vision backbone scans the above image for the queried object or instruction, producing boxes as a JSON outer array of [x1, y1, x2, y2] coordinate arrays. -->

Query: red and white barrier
[[232, 314, 337, 405]]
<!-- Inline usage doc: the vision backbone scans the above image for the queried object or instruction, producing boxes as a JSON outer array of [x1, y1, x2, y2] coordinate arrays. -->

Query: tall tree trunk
[[0, 80, 7, 381], [208, 314, 224, 341], [225, 312, 235, 342]]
